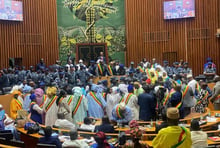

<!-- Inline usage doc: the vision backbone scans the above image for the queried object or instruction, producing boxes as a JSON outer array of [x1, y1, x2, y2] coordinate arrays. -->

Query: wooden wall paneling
[[126, 0, 220, 76], [0, 0, 58, 69]]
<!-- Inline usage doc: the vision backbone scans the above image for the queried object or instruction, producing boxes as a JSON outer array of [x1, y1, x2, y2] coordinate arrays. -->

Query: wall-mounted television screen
[[0, 0, 23, 21], [164, 0, 195, 20]]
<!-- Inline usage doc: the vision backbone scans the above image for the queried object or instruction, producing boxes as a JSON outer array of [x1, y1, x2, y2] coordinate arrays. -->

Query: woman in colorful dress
[[56, 90, 72, 122], [43, 87, 58, 126], [10, 90, 23, 120], [30, 94, 43, 124]]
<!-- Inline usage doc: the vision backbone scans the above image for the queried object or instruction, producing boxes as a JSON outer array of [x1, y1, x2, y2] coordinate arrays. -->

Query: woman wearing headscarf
[[71, 87, 88, 124], [90, 131, 114, 148], [29, 94, 43, 124], [56, 90, 72, 122], [87, 84, 106, 118], [22, 85, 33, 112], [43, 87, 58, 126], [35, 88, 46, 108], [106, 86, 121, 120], [10, 90, 22, 120]]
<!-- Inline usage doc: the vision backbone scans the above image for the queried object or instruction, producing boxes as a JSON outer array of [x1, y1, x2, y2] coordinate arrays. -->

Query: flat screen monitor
[[0, 0, 23, 21], [164, 0, 195, 20]]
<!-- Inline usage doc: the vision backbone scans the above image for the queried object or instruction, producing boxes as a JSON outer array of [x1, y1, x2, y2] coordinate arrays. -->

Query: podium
[[76, 43, 108, 65]]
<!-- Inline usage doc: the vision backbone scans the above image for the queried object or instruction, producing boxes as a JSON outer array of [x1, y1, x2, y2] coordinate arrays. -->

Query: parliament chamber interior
[[0, 0, 220, 147]]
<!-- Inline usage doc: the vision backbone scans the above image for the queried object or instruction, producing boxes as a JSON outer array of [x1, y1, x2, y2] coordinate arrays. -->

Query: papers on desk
[[59, 135, 70, 142], [206, 116, 217, 122], [178, 124, 190, 128], [199, 120, 207, 126], [208, 136, 220, 142]]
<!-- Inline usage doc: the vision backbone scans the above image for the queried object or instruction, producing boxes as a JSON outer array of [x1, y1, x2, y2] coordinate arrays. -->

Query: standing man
[[138, 85, 156, 121], [97, 51, 106, 64], [36, 58, 46, 71], [96, 60, 109, 76], [66, 52, 75, 65], [210, 76, 220, 110], [111, 102, 133, 125], [87, 84, 106, 118], [163, 61, 173, 78], [120, 85, 139, 120]]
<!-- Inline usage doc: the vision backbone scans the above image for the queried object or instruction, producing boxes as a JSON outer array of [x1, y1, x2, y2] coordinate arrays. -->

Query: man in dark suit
[[97, 51, 106, 64], [138, 85, 156, 121], [38, 126, 62, 148], [94, 116, 114, 133]]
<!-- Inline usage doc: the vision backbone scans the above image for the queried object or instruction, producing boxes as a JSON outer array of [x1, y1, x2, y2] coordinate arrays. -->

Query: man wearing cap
[[181, 62, 192, 78], [204, 57, 216, 69], [152, 107, 192, 148], [111, 102, 133, 124], [76, 64, 92, 86], [76, 59, 86, 70], [88, 60, 97, 76], [128, 61, 136, 74], [203, 62, 216, 82], [210, 76, 220, 110], [120, 84, 139, 120], [10, 90, 23, 120], [163, 60, 173, 78]]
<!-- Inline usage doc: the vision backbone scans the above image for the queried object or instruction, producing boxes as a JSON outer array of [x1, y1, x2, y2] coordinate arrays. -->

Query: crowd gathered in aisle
[[0, 53, 219, 148]]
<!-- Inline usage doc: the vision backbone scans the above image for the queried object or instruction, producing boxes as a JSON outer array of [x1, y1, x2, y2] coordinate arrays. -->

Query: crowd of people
[[0, 53, 219, 147]]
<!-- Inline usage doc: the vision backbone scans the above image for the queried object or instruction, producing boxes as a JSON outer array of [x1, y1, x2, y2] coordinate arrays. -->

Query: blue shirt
[[39, 136, 62, 148], [111, 105, 132, 124], [90, 143, 114, 148]]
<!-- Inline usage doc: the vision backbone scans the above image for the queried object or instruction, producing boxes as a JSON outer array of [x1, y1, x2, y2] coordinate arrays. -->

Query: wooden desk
[[17, 127, 42, 148], [207, 139, 220, 145], [0, 144, 19, 148]]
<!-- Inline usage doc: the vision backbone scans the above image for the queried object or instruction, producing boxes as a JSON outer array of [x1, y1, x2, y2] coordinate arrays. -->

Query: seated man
[[79, 117, 95, 132], [190, 119, 208, 148], [0, 104, 19, 140], [62, 129, 89, 147], [94, 116, 114, 133], [38, 126, 62, 148], [111, 102, 133, 125], [54, 113, 75, 130], [152, 108, 192, 148]]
